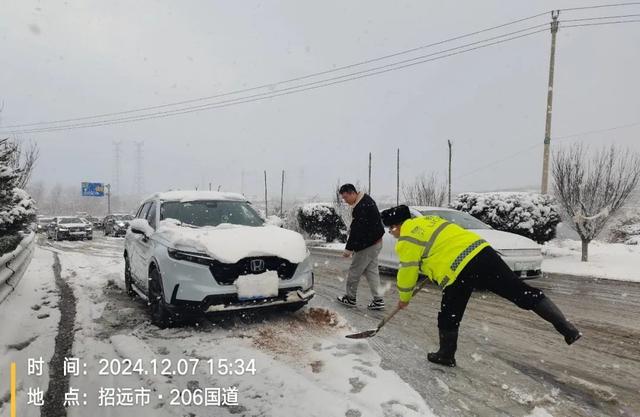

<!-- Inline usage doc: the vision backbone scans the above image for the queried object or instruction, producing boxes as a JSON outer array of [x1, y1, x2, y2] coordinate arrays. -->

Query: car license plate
[[70, 231, 85, 235], [515, 262, 535, 271], [236, 272, 279, 301]]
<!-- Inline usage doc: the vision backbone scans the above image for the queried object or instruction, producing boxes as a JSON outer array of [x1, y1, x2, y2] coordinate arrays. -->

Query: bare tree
[[402, 173, 447, 207], [552, 144, 640, 261]]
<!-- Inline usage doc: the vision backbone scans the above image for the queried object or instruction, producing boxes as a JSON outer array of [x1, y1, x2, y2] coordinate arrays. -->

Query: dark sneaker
[[564, 328, 582, 345], [367, 298, 385, 310], [336, 295, 357, 307], [427, 352, 456, 367]]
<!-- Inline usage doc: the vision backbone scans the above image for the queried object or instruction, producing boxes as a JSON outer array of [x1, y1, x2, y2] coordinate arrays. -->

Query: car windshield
[[160, 200, 264, 227], [114, 215, 133, 220], [59, 217, 82, 224], [419, 210, 491, 230]]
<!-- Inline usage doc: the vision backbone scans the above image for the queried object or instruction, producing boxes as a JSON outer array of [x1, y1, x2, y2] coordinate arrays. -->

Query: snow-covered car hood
[[155, 220, 308, 264], [473, 229, 540, 250]]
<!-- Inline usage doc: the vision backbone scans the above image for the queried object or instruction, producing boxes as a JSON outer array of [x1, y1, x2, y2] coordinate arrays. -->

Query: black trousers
[[438, 246, 545, 331]]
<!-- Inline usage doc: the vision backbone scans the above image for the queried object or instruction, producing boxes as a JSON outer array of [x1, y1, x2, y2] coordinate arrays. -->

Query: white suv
[[124, 191, 314, 327]]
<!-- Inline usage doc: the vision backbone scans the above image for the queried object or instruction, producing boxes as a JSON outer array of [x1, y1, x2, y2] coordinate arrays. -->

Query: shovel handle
[[376, 277, 430, 331]]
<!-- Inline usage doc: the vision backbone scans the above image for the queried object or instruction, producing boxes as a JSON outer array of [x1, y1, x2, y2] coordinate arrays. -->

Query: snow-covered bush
[[1, 141, 37, 254], [609, 212, 640, 245], [452, 192, 560, 243], [296, 203, 347, 243]]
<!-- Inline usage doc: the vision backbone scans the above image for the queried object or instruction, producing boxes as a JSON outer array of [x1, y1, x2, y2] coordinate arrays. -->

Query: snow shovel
[[345, 278, 429, 339]]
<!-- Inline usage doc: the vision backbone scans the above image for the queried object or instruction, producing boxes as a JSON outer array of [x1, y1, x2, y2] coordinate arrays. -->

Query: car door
[[135, 201, 157, 293], [129, 202, 151, 287]]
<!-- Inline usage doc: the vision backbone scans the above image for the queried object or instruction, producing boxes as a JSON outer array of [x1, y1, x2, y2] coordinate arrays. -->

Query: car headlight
[[58, 228, 68, 231], [86, 227, 92, 231], [167, 248, 214, 265]]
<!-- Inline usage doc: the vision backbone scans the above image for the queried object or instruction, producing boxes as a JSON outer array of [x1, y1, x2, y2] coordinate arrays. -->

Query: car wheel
[[148, 267, 172, 328], [124, 256, 135, 297], [55, 231, 62, 241]]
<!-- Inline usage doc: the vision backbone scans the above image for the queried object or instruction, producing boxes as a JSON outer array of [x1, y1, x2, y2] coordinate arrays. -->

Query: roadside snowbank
[[542, 239, 640, 282]]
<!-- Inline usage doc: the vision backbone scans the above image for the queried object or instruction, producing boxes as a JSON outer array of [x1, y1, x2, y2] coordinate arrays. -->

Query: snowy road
[[310, 249, 640, 417], [1, 235, 638, 417]]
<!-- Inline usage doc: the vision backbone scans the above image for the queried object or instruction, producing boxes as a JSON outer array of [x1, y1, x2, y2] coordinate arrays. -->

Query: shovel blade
[[345, 329, 378, 339]]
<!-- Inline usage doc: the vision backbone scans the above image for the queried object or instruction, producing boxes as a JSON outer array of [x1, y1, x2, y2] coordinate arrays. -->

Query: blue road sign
[[81, 182, 105, 197]]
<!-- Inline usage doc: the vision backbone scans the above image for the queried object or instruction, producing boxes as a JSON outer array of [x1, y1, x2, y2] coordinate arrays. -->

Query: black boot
[[533, 298, 582, 345], [427, 329, 458, 367]]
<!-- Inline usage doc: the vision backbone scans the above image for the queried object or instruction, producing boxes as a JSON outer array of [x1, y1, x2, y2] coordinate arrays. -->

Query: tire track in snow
[[41, 252, 77, 417]]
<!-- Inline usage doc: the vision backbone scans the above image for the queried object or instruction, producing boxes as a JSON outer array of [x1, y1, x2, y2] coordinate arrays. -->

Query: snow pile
[[155, 220, 308, 263], [296, 203, 347, 243], [452, 192, 560, 243], [235, 271, 279, 299], [542, 239, 640, 282]]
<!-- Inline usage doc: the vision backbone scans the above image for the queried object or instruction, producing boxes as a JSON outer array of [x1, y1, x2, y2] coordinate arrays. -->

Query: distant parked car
[[36, 216, 55, 233], [47, 216, 93, 241], [103, 214, 134, 237], [82, 216, 103, 230], [378, 206, 543, 279], [124, 190, 315, 327]]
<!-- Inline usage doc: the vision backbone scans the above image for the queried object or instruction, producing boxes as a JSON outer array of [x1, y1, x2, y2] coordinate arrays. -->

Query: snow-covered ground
[[1, 238, 436, 417], [542, 239, 640, 282]]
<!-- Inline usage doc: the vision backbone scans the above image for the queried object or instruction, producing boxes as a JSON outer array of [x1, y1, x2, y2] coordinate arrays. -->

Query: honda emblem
[[250, 259, 265, 273]]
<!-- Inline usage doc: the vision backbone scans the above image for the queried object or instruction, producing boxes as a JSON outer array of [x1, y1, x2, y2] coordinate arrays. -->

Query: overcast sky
[[2, 0, 639, 202]]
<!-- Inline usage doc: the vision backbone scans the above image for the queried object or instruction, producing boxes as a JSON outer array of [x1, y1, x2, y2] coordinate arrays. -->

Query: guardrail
[[0, 231, 36, 305]]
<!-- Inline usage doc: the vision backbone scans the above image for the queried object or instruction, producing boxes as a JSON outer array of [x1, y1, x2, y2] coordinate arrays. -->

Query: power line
[[561, 19, 640, 28], [561, 13, 640, 22], [2, 9, 638, 135], [0, 11, 551, 130], [455, 121, 640, 180], [1, 28, 550, 135], [559, 2, 640, 12]]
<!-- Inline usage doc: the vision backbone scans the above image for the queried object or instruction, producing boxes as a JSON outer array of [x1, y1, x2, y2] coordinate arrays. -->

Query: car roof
[[145, 190, 247, 203], [410, 206, 457, 212]]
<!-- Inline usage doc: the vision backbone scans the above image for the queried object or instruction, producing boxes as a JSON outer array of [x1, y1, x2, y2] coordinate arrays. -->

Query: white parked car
[[379, 207, 543, 279], [124, 191, 315, 327]]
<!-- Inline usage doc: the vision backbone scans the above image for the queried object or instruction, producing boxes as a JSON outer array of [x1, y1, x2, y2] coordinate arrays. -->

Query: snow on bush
[[452, 192, 560, 243], [296, 203, 347, 243], [1, 167, 36, 234], [608, 211, 640, 245]]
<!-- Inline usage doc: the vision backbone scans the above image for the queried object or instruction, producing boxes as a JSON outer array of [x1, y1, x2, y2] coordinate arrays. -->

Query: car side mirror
[[130, 219, 154, 238]]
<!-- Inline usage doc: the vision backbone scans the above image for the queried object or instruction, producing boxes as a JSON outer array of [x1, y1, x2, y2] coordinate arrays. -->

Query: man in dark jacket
[[336, 184, 386, 310]]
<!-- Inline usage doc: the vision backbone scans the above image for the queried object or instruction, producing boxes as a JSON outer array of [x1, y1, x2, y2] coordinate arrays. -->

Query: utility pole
[[112, 141, 122, 198], [264, 170, 268, 217], [209, 182, 212, 191], [541, 10, 560, 194], [368, 152, 372, 195], [133, 141, 144, 196], [105, 184, 111, 214], [448, 140, 452, 206], [396, 148, 400, 205], [280, 170, 285, 216]]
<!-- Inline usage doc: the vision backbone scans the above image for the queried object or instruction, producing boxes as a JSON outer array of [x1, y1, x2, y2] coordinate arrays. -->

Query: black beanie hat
[[381, 205, 411, 227]]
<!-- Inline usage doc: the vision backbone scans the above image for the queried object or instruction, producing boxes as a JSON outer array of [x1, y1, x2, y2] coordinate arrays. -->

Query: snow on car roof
[[410, 206, 456, 212], [149, 190, 247, 202]]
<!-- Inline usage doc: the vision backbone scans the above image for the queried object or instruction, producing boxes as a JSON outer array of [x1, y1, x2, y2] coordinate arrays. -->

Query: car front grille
[[210, 256, 298, 285]]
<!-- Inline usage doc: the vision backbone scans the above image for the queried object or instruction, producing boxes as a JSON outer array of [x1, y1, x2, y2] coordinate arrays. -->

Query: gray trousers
[[346, 241, 383, 300]]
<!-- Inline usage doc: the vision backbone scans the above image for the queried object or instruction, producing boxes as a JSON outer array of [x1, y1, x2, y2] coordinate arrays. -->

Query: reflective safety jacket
[[396, 216, 489, 302]]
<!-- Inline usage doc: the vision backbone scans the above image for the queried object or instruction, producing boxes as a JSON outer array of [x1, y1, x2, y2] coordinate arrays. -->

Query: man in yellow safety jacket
[[380, 205, 581, 367]]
